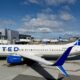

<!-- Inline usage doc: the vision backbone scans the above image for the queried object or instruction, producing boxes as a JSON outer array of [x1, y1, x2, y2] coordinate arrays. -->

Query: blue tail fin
[[74, 40, 80, 46], [54, 46, 73, 66]]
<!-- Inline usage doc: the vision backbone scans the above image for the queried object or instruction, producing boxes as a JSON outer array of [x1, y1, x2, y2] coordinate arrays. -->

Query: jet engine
[[7, 55, 23, 64]]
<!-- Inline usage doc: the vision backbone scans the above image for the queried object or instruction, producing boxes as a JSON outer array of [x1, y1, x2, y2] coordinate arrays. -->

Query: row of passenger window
[[20, 49, 65, 51]]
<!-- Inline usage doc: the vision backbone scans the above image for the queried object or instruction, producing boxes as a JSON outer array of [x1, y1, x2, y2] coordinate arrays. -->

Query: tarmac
[[0, 55, 80, 80]]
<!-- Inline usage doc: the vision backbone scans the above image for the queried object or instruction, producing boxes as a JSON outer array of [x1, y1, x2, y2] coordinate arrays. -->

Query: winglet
[[53, 46, 73, 77], [57, 66, 69, 77], [54, 46, 73, 66]]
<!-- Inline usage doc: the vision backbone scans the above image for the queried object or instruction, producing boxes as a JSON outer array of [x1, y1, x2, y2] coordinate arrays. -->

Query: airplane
[[0, 40, 80, 77]]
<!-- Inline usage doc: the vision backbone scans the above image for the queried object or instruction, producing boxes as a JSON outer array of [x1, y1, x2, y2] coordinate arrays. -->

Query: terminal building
[[0, 29, 19, 44], [0, 29, 33, 44], [15, 34, 34, 44]]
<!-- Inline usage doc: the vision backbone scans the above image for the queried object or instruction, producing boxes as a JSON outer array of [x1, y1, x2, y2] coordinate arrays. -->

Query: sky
[[0, 0, 80, 39]]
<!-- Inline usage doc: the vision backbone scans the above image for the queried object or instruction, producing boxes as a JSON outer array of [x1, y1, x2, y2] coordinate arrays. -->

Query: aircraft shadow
[[67, 55, 80, 61], [25, 59, 63, 80], [43, 55, 80, 61], [0, 57, 6, 60]]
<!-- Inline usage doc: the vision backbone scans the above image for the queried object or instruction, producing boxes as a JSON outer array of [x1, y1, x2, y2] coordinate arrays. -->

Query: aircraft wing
[[19, 46, 73, 77], [20, 53, 53, 65], [20, 53, 69, 77]]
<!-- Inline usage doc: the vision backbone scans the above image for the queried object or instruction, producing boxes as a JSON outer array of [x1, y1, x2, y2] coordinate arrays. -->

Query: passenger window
[[21, 49, 24, 51]]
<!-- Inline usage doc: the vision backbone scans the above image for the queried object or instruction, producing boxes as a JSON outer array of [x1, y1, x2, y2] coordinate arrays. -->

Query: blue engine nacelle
[[7, 55, 23, 64]]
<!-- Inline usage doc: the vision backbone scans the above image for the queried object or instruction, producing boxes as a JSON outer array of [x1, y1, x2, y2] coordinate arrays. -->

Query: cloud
[[17, 7, 76, 33], [59, 11, 75, 21], [37, 27, 52, 32], [45, 0, 76, 5], [18, 1, 76, 33], [17, 27, 52, 33], [17, 13, 65, 33], [23, 13, 63, 28], [41, 8, 53, 13], [28, 0, 39, 4], [23, 0, 76, 6], [62, 5, 71, 11]]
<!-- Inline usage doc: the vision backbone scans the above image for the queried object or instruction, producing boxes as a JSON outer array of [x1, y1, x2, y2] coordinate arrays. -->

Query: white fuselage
[[0, 44, 80, 57]]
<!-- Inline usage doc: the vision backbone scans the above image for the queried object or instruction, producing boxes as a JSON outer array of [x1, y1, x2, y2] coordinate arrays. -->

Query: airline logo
[[1, 47, 19, 52]]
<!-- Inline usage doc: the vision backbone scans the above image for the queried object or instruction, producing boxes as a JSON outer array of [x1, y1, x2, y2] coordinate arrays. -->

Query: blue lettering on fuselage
[[8, 47, 12, 51], [2, 47, 19, 52], [14, 47, 19, 51], [2, 47, 6, 51]]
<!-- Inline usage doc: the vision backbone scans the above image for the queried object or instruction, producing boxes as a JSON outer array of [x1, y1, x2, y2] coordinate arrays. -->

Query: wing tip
[[57, 66, 69, 77]]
